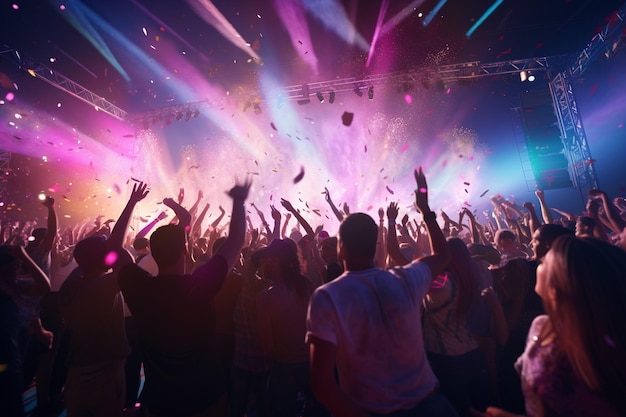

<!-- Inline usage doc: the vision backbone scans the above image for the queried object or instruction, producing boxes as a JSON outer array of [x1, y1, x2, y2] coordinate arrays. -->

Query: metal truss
[[569, 1, 626, 78], [0, 46, 128, 121], [132, 56, 559, 122], [549, 72, 599, 200]]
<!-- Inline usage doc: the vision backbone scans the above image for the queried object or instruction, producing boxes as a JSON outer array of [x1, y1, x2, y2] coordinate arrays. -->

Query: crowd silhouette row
[[1, 167, 625, 417]]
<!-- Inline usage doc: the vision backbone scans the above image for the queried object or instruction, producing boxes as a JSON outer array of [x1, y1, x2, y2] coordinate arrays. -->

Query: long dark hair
[[446, 237, 480, 320], [543, 236, 626, 414]]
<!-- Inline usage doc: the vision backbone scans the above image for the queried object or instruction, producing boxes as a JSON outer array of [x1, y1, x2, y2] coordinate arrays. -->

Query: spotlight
[[520, 71, 528, 82], [329, 91, 336, 104], [528, 73, 536, 82], [353, 86, 363, 97], [297, 99, 311, 105], [193, 110, 200, 118], [185, 110, 192, 122], [316, 91, 324, 103], [368, 86, 374, 100], [253, 103, 262, 114], [175, 112, 183, 121]]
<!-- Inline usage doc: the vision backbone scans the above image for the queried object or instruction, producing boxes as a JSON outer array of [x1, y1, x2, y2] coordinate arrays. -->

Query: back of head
[[339, 213, 378, 260], [495, 229, 516, 244], [544, 235, 626, 408], [133, 237, 150, 251], [73, 236, 108, 273], [150, 224, 186, 270], [29, 228, 47, 245], [534, 223, 574, 259]]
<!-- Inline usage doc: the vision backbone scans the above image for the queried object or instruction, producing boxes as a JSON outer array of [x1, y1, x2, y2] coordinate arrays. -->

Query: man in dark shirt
[[118, 180, 250, 417]]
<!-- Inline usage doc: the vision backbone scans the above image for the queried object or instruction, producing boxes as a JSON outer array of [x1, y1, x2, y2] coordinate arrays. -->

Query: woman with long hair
[[486, 236, 626, 417], [423, 237, 492, 416]]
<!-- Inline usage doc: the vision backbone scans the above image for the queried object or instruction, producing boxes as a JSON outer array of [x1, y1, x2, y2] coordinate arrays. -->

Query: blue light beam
[[466, 0, 505, 37]]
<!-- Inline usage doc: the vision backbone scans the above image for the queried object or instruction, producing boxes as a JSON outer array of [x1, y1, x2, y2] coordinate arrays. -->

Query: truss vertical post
[[549, 71, 599, 202]]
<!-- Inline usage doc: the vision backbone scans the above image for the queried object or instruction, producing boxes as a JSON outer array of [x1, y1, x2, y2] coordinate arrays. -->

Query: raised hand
[[157, 211, 168, 221], [271, 205, 281, 222], [342, 202, 350, 215], [280, 198, 295, 212], [387, 202, 399, 221], [323, 187, 331, 202], [163, 197, 176, 208], [378, 207, 385, 221], [227, 178, 252, 201], [177, 188, 185, 204], [130, 182, 149, 204], [42, 196, 55, 208], [414, 166, 430, 213]]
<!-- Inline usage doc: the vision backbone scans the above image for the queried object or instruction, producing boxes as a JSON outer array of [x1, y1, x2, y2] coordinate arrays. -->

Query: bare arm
[[534, 189, 553, 225], [386, 202, 409, 266], [309, 337, 369, 417], [40, 196, 58, 253], [414, 167, 450, 278], [280, 199, 315, 237], [136, 211, 168, 239], [108, 182, 149, 251], [211, 179, 251, 272], [323, 187, 344, 222]]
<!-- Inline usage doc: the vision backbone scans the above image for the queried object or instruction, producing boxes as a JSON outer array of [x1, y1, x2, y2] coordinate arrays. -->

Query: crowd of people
[[1, 167, 625, 417]]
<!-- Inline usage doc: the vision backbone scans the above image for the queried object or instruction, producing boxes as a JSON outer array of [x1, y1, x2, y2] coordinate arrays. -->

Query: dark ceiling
[[1, 0, 623, 115]]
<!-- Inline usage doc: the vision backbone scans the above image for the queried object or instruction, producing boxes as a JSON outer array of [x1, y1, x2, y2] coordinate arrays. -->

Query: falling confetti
[[293, 166, 305, 183], [480, 189, 489, 197], [386, 186, 395, 195], [270, 122, 278, 131], [341, 112, 354, 126]]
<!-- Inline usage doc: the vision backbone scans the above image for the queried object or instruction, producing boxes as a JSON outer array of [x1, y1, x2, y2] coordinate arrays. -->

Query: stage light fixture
[[253, 103, 262, 114], [316, 91, 325, 103], [329, 91, 336, 104], [528, 73, 536, 82], [185, 110, 192, 122], [193, 110, 200, 118], [353, 86, 363, 97], [368, 86, 374, 100], [175, 112, 183, 121], [520, 71, 528, 82], [297, 99, 311, 105]]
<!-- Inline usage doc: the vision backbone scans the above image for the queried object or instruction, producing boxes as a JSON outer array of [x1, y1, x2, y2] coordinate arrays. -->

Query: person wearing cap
[[118, 179, 251, 417], [306, 167, 458, 417], [59, 182, 148, 417], [255, 237, 315, 417]]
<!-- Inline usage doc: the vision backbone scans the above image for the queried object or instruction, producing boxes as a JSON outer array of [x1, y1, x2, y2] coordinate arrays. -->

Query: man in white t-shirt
[[306, 167, 459, 417]]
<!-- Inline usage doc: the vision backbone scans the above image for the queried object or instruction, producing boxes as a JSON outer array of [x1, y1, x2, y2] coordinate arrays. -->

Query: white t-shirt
[[306, 262, 438, 413]]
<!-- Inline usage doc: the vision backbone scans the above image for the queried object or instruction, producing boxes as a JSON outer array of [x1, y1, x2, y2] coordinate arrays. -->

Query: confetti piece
[[480, 189, 489, 197], [465, 189, 468, 193], [464, 182, 470, 186], [367, 205, 373, 211], [130, 177, 141, 182], [293, 166, 305, 183], [123, 134, 134, 138], [401, 143, 409, 153], [386, 186, 395, 195], [464, 201, 472, 206], [270, 122, 277, 131], [364, 145, 367, 153], [341, 112, 354, 126]]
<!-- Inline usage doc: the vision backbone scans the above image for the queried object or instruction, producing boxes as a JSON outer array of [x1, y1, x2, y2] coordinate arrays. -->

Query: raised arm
[[414, 167, 450, 279], [270, 205, 281, 242], [136, 211, 168, 239], [40, 196, 58, 253], [212, 179, 252, 272], [322, 187, 344, 222], [280, 198, 315, 237], [163, 197, 192, 231], [534, 189, 553, 225], [589, 188, 626, 234], [386, 202, 409, 266], [191, 203, 210, 239], [108, 182, 149, 251]]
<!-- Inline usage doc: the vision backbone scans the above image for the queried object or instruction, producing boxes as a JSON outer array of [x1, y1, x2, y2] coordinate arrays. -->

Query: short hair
[[339, 213, 378, 260], [495, 229, 516, 243], [73, 236, 108, 272], [577, 216, 596, 229], [30, 228, 47, 243], [133, 237, 150, 250], [536, 223, 573, 244], [150, 224, 186, 269]]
